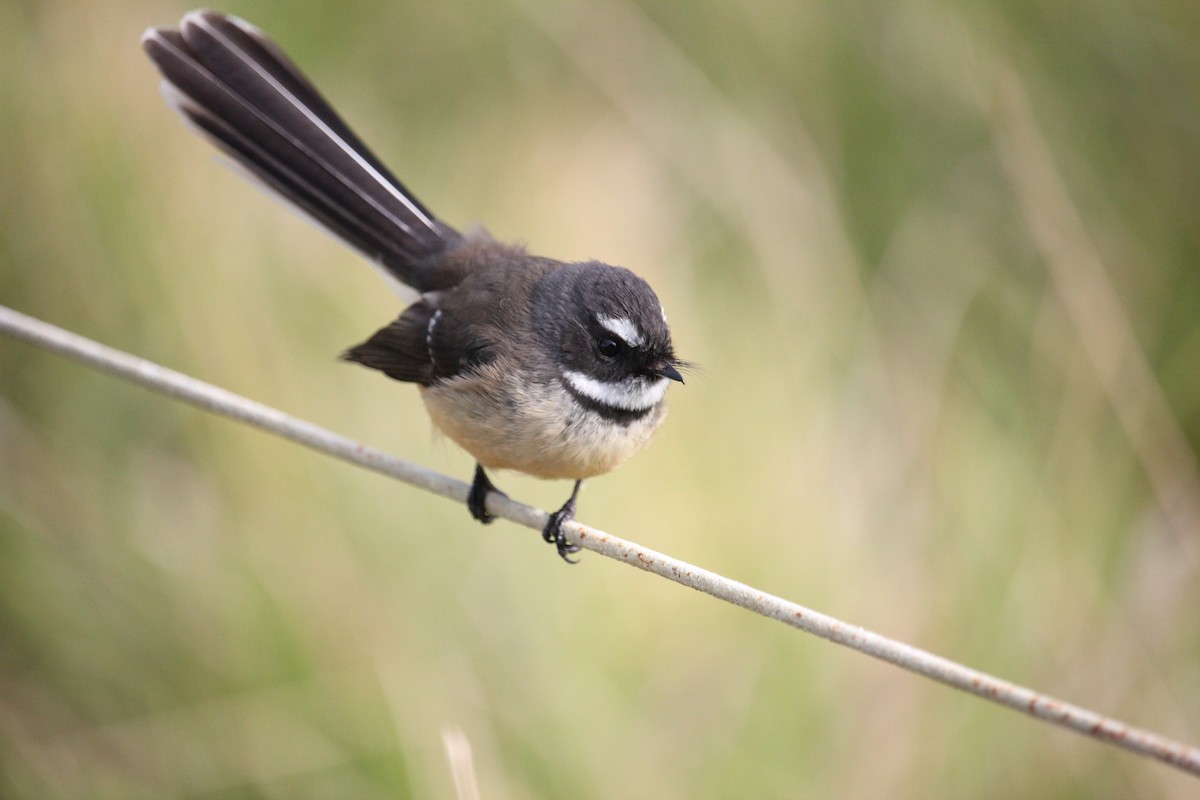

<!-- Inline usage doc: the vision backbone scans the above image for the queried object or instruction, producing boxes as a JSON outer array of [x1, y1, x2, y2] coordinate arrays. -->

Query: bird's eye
[[597, 338, 621, 358]]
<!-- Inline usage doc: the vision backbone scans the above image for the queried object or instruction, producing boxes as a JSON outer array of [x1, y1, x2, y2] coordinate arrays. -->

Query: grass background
[[2, 0, 1199, 796]]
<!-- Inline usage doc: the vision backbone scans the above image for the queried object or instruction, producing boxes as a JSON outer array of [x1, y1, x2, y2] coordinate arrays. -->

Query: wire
[[2, 303, 1198, 779]]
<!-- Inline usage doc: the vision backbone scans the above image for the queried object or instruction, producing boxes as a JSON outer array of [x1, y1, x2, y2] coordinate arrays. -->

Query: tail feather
[[142, 11, 457, 290]]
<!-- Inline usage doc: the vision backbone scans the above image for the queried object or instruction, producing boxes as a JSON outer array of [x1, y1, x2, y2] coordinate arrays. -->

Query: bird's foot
[[467, 464, 506, 524], [543, 480, 583, 564]]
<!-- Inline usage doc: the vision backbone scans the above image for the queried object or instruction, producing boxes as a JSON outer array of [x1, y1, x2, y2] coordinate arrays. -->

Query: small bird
[[142, 11, 684, 562]]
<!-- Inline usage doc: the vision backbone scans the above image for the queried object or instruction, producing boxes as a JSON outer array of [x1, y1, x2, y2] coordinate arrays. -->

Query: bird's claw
[[542, 508, 581, 564], [543, 480, 582, 564], [467, 464, 505, 524]]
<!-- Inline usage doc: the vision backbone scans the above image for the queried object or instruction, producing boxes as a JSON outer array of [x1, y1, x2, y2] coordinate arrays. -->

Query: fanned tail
[[142, 10, 458, 291]]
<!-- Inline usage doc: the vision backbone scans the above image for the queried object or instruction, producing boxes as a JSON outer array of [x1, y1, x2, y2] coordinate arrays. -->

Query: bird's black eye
[[597, 338, 621, 358]]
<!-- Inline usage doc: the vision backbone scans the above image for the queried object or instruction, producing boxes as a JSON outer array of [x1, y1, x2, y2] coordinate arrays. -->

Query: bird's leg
[[543, 480, 583, 564], [467, 463, 506, 524]]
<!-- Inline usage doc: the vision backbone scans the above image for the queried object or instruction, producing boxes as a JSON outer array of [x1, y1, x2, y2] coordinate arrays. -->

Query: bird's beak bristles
[[650, 362, 685, 384]]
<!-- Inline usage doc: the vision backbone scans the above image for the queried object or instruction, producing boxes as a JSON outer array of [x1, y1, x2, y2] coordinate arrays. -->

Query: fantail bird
[[142, 10, 684, 562]]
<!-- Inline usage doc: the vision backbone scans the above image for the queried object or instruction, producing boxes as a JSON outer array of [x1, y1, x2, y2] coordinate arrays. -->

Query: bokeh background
[[2, 0, 1199, 796]]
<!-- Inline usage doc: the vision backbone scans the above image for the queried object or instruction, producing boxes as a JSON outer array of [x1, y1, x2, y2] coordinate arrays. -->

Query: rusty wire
[[2, 302, 1198, 780]]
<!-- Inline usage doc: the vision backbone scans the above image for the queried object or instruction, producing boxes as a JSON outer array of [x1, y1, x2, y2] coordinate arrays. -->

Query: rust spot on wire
[[1038, 698, 1061, 716]]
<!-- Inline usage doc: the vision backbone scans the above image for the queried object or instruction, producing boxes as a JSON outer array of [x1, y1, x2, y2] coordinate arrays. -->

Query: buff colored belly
[[419, 366, 666, 480]]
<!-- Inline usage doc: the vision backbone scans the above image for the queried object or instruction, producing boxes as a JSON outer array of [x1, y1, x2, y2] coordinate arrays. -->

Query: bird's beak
[[648, 361, 685, 384]]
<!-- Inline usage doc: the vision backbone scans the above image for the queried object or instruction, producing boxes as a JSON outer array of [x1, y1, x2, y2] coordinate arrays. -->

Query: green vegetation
[[2, 1, 1198, 796]]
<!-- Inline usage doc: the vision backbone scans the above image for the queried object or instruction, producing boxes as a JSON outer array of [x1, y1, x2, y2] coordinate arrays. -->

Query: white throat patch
[[563, 371, 668, 411], [597, 315, 644, 347]]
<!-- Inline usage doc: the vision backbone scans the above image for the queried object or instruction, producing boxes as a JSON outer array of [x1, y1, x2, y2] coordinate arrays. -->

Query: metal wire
[[3, 303, 1198, 779]]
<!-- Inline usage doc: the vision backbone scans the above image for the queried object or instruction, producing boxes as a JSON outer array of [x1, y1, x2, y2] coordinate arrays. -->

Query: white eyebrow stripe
[[597, 315, 644, 347], [563, 372, 668, 411]]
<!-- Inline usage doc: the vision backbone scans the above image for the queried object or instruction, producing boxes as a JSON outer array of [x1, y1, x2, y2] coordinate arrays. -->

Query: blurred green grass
[[2, 0, 1199, 797]]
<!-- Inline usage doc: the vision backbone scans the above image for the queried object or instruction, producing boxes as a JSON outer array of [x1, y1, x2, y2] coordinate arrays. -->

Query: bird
[[141, 10, 684, 562]]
